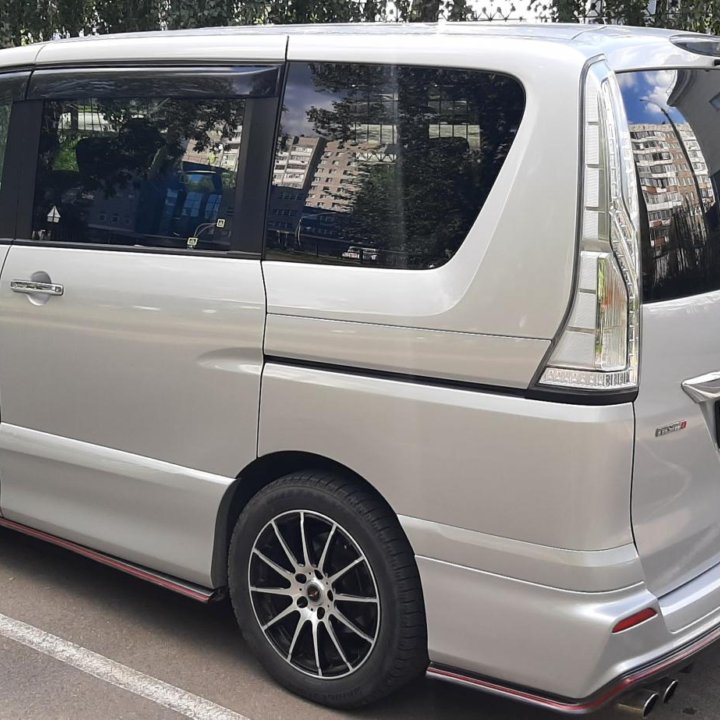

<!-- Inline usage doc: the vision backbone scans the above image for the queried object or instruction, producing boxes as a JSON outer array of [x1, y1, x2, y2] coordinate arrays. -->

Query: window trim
[[11, 65, 281, 257], [0, 70, 30, 102], [28, 65, 283, 100]]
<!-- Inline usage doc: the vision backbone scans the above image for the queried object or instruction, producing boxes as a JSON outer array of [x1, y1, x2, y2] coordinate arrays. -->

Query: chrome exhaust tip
[[660, 678, 679, 703], [615, 689, 660, 717], [645, 677, 679, 704]]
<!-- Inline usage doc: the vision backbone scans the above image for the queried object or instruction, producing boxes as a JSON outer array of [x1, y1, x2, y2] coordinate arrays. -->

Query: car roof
[[0, 22, 710, 73]]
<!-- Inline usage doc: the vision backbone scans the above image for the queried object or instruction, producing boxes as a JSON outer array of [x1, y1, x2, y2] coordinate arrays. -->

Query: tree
[[95, 0, 162, 33], [2, 0, 720, 53]]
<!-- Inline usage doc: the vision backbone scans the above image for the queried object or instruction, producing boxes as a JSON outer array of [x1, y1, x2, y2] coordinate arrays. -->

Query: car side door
[[0, 70, 30, 332], [0, 63, 280, 587]]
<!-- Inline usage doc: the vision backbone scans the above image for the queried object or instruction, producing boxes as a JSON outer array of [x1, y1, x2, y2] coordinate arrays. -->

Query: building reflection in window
[[266, 62, 525, 270], [620, 69, 720, 301]]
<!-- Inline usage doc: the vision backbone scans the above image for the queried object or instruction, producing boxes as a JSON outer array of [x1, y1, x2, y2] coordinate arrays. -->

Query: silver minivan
[[2, 21, 720, 716]]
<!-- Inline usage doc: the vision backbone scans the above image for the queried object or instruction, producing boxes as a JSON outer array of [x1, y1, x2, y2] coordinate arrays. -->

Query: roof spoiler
[[671, 35, 720, 57]]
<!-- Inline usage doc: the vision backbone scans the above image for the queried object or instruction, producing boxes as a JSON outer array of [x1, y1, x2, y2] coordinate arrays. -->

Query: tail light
[[538, 62, 640, 393]]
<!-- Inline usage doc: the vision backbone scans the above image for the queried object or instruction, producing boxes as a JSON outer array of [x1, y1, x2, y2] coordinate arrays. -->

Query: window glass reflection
[[620, 70, 720, 301], [33, 98, 244, 251], [266, 62, 525, 270]]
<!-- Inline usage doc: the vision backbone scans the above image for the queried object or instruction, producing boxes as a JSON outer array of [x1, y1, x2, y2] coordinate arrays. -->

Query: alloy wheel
[[248, 509, 380, 679]]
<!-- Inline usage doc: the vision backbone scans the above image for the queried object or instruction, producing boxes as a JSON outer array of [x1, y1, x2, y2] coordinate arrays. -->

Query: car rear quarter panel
[[264, 37, 588, 391], [259, 363, 635, 553]]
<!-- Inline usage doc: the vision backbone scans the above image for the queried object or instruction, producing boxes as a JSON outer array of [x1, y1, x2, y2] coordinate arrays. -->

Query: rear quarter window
[[620, 69, 720, 302], [266, 62, 525, 270]]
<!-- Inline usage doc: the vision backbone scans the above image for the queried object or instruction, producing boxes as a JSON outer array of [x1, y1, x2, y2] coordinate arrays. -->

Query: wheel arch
[[211, 451, 403, 587]]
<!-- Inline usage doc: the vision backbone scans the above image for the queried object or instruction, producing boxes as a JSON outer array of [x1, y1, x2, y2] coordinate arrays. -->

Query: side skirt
[[0, 517, 218, 603]]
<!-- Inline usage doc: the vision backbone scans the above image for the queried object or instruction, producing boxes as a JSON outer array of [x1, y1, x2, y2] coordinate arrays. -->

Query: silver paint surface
[[259, 363, 636, 552], [0, 26, 718, 708], [0, 247, 265, 585], [633, 291, 720, 598]]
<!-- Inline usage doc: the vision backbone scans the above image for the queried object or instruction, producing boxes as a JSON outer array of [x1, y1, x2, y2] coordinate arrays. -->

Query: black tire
[[227, 470, 428, 708]]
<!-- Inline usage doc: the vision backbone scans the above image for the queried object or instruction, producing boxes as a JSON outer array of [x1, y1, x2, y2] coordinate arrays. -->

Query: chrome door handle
[[10, 280, 64, 297]]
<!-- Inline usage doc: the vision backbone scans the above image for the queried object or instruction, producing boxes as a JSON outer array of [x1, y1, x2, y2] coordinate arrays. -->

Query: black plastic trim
[[526, 384, 639, 406], [28, 64, 283, 100], [260, 62, 287, 259], [0, 65, 34, 78], [265, 355, 635, 406], [0, 72, 32, 238], [11, 239, 260, 260], [234, 96, 281, 255], [1, 99, 41, 240], [0, 70, 30, 102]]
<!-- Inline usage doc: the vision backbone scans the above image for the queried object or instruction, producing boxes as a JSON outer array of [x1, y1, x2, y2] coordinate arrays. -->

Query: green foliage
[[95, 0, 162, 34], [52, 135, 80, 172], [529, 0, 720, 29], [653, 0, 720, 34], [0, 0, 719, 51]]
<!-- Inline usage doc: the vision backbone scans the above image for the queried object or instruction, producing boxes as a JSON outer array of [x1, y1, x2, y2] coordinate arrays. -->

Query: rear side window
[[32, 97, 245, 251], [620, 70, 720, 302], [266, 62, 525, 269]]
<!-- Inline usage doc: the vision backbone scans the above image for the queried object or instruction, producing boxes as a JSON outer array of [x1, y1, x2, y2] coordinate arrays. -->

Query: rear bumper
[[416, 553, 720, 712], [426, 625, 713, 714]]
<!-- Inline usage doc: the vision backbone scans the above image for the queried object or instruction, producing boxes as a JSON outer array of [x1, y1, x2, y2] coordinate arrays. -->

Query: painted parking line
[[0, 611, 251, 720]]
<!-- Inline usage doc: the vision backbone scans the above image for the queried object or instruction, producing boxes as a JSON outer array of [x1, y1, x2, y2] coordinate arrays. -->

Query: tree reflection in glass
[[33, 97, 245, 251], [267, 62, 525, 270]]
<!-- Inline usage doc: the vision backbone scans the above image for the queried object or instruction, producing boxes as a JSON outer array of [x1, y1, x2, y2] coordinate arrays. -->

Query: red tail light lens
[[612, 608, 658, 633]]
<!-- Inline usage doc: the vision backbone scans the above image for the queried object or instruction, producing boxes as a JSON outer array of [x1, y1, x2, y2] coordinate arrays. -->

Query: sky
[[617, 70, 684, 125]]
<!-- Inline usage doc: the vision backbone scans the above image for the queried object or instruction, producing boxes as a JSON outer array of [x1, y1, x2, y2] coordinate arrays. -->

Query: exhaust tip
[[662, 678, 679, 703], [645, 677, 679, 704], [615, 689, 660, 717]]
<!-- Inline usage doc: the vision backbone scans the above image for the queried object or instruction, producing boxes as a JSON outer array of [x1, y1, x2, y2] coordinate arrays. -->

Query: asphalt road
[[0, 526, 718, 720]]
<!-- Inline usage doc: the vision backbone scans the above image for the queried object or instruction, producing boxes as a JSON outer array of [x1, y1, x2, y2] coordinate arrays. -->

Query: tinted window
[[32, 97, 245, 251], [266, 62, 524, 269], [620, 70, 720, 302]]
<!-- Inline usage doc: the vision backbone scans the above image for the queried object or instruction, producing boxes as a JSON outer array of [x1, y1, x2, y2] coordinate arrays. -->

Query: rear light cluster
[[539, 62, 640, 393]]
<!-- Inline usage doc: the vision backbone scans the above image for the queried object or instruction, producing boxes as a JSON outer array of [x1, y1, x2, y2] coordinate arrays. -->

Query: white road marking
[[0, 611, 251, 720]]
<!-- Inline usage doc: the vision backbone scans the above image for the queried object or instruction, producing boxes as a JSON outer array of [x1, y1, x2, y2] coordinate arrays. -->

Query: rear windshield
[[620, 69, 720, 302]]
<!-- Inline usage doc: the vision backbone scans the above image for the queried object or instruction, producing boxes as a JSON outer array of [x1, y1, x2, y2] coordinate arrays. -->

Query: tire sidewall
[[229, 478, 409, 706]]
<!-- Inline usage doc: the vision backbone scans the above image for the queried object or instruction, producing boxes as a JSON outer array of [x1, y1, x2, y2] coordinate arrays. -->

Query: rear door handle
[[10, 280, 64, 297], [682, 371, 720, 403]]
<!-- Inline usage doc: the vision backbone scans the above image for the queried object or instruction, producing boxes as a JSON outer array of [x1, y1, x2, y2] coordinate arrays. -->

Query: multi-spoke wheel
[[228, 470, 428, 708], [249, 510, 380, 678]]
